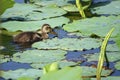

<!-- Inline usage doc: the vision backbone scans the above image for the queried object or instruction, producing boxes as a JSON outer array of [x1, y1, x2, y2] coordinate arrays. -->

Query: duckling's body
[[13, 31, 42, 44], [13, 24, 57, 46]]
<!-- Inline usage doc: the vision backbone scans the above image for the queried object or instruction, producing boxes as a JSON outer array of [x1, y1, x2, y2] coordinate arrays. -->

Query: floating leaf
[[62, 4, 78, 12], [33, 0, 73, 7], [32, 38, 102, 51], [1, 3, 36, 19], [26, 6, 67, 20], [31, 60, 77, 69], [115, 61, 120, 70], [84, 51, 120, 62], [17, 76, 34, 80], [0, 54, 10, 63], [63, 16, 120, 37], [1, 17, 69, 31], [81, 66, 112, 77], [0, 69, 42, 80], [106, 43, 120, 51], [12, 49, 67, 63], [91, 76, 120, 80], [91, 1, 120, 15], [1, 3, 66, 20], [114, 33, 120, 50]]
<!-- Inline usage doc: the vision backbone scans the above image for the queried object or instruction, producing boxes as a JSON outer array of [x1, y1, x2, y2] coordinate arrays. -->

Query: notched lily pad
[[62, 4, 78, 12], [31, 60, 78, 69], [12, 49, 67, 63], [106, 43, 120, 51], [32, 38, 102, 51], [91, 1, 120, 15], [0, 54, 10, 63], [115, 61, 120, 70], [63, 16, 120, 37], [27, 6, 67, 20], [81, 66, 112, 77], [0, 69, 42, 80], [91, 76, 120, 80], [84, 51, 120, 62], [1, 17, 70, 31], [1, 3, 36, 19], [1, 3, 67, 20], [33, 0, 73, 7]]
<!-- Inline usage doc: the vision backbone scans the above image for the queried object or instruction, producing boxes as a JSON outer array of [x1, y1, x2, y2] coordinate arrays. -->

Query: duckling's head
[[39, 24, 57, 35], [41, 24, 52, 33]]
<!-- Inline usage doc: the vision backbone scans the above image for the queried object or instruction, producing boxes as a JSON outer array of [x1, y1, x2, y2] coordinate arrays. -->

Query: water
[[14, 0, 24, 3]]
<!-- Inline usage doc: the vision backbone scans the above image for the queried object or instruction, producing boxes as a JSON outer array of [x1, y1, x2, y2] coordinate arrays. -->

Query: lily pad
[[31, 60, 78, 69], [26, 6, 67, 20], [115, 61, 120, 70], [1, 3, 67, 20], [62, 4, 78, 12], [33, 0, 74, 7], [91, 0, 120, 15], [84, 51, 120, 62], [114, 33, 120, 50], [63, 16, 120, 37], [1, 16, 70, 31], [0, 54, 10, 63], [32, 38, 102, 51], [0, 69, 42, 80], [1, 3, 36, 19], [106, 43, 120, 51], [91, 76, 120, 80], [12, 49, 67, 63], [81, 66, 112, 77]]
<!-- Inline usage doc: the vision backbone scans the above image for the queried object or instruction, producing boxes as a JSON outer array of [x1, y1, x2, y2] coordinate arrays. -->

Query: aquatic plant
[[41, 62, 82, 80], [96, 28, 114, 80], [76, 0, 92, 18], [0, 0, 14, 15]]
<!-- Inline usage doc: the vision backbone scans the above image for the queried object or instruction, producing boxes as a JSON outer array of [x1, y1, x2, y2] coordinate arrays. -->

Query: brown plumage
[[13, 24, 57, 46]]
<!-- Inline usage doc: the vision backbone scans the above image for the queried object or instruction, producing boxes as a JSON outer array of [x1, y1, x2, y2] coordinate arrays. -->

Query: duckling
[[13, 24, 57, 46], [37, 24, 57, 39]]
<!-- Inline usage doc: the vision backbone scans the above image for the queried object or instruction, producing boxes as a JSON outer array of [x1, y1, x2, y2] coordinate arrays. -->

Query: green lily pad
[[33, 0, 73, 7], [31, 61, 78, 69], [106, 43, 120, 51], [1, 3, 67, 20], [115, 61, 120, 70], [62, 4, 78, 12], [12, 49, 67, 63], [1, 3, 36, 19], [63, 16, 120, 37], [114, 33, 120, 50], [91, 1, 120, 15], [84, 51, 120, 62], [1, 16, 69, 31], [0, 54, 10, 63], [26, 6, 67, 20], [32, 38, 102, 51], [81, 66, 112, 77], [91, 76, 120, 80], [0, 69, 42, 80]]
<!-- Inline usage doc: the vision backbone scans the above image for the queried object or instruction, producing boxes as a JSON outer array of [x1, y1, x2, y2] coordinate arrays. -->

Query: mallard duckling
[[13, 24, 57, 45], [37, 24, 57, 39]]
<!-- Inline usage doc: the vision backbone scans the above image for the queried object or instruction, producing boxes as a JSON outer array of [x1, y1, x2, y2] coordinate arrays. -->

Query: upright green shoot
[[76, 0, 92, 18], [76, 0, 86, 18], [96, 28, 114, 80]]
